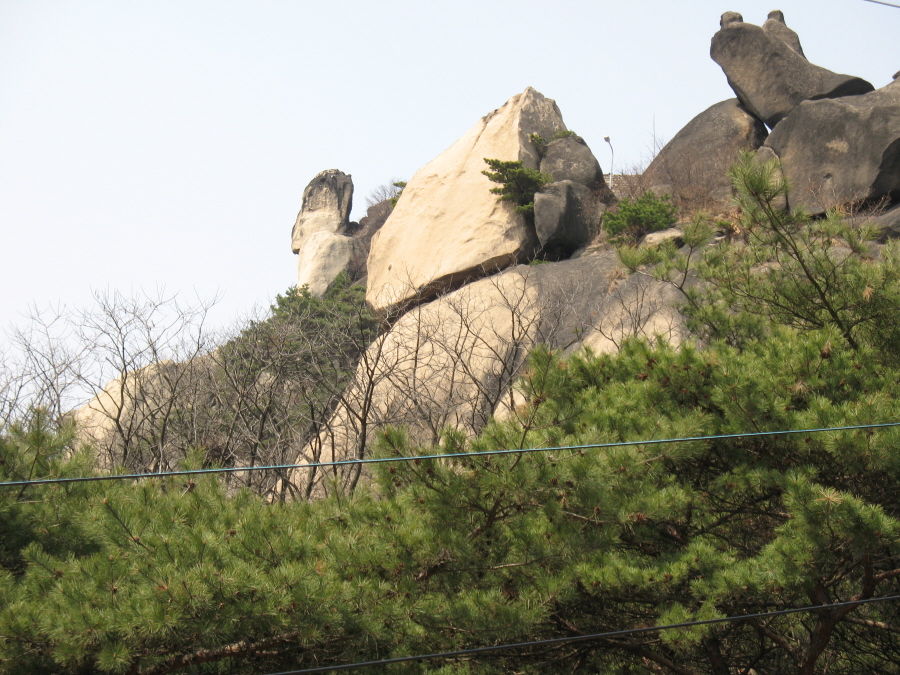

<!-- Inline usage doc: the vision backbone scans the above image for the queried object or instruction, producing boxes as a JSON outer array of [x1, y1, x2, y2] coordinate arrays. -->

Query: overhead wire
[[0, 421, 898, 488], [264, 595, 900, 674]]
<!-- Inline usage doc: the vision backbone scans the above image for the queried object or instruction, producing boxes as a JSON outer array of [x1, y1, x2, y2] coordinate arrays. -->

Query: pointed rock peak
[[366, 89, 567, 317], [720, 11, 744, 27], [767, 9, 785, 23]]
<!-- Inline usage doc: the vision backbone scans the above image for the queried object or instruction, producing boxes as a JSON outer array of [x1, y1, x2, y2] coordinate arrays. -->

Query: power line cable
[[1, 421, 897, 489], [265, 594, 900, 675], [861, 0, 900, 8]]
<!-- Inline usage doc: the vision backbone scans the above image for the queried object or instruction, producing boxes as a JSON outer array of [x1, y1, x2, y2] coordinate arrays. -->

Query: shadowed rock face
[[534, 135, 612, 257], [365, 87, 567, 318], [534, 181, 606, 257], [764, 79, 900, 214], [643, 98, 768, 209], [711, 11, 873, 128]]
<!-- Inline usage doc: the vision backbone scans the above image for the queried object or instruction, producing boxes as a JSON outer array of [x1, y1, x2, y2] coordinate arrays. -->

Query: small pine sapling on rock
[[482, 158, 553, 218]]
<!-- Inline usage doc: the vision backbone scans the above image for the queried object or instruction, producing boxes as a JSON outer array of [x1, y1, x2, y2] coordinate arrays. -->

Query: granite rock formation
[[762, 10, 804, 57], [290, 170, 353, 253], [290, 170, 359, 296], [539, 135, 605, 188], [710, 11, 873, 128], [764, 78, 900, 214], [365, 88, 567, 317], [643, 98, 768, 209], [533, 181, 605, 256], [292, 249, 685, 494]]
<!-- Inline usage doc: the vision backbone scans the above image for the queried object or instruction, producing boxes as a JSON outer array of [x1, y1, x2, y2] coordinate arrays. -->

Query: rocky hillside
[[277, 10, 900, 490], [66, 9, 900, 495], [7, 12, 900, 673]]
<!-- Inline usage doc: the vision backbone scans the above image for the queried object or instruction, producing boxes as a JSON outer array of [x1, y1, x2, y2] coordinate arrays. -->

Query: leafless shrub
[[365, 179, 405, 209], [2, 249, 686, 501]]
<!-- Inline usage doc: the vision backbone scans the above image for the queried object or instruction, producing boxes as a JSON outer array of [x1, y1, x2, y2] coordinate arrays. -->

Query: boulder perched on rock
[[643, 98, 768, 209], [365, 87, 567, 317], [764, 79, 900, 214], [292, 249, 685, 494], [533, 181, 605, 256], [711, 12, 873, 128], [539, 135, 605, 188]]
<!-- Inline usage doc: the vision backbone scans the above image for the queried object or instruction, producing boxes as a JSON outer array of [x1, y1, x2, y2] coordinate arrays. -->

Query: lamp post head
[[604, 136, 611, 144]]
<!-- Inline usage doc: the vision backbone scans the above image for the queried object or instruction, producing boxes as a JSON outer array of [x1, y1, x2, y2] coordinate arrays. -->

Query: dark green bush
[[603, 190, 677, 241]]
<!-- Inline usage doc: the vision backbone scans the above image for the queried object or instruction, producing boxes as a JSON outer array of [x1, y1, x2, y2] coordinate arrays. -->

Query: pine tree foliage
[[2, 154, 900, 673], [619, 152, 900, 353], [603, 190, 678, 242], [482, 159, 552, 216], [173, 272, 379, 497]]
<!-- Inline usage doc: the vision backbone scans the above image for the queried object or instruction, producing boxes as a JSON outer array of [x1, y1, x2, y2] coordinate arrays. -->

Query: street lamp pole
[[604, 136, 614, 193]]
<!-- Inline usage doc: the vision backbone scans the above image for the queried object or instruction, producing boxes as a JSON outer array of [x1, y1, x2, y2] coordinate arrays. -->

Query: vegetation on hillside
[[2, 154, 900, 673], [603, 190, 678, 242], [0, 273, 378, 500], [482, 158, 552, 217]]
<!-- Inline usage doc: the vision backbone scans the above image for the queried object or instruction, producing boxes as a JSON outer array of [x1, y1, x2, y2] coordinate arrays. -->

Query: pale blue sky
[[1, 0, 897, 335]]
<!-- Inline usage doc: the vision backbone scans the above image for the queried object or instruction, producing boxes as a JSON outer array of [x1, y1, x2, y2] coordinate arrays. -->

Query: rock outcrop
[[343, 199, 393, 285], [291, 170, 353, 253], [710, 11, 873, 128], [71, 361, 183, 470], [295, 232, 364, 296], [643, 98, 768, 209], [365, 88, 567, 317], [275, 8, 900, 499], [291, 170, 363, 296], [540, 135, 605, 187], [533, 134, 612, 256], [764, 79, 900, 214], [533, 181, 605, 256], [293, 249, 685, 494]]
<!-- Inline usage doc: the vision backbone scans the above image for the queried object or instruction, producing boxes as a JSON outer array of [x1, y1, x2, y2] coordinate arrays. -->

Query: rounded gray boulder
[[643, 98, 768, 209], [764, 80, 900, 215], [539, 135, 606, 188]]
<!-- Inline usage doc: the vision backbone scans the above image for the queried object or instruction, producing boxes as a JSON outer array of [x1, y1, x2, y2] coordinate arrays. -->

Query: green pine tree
[[3, 152, 900, 674]]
